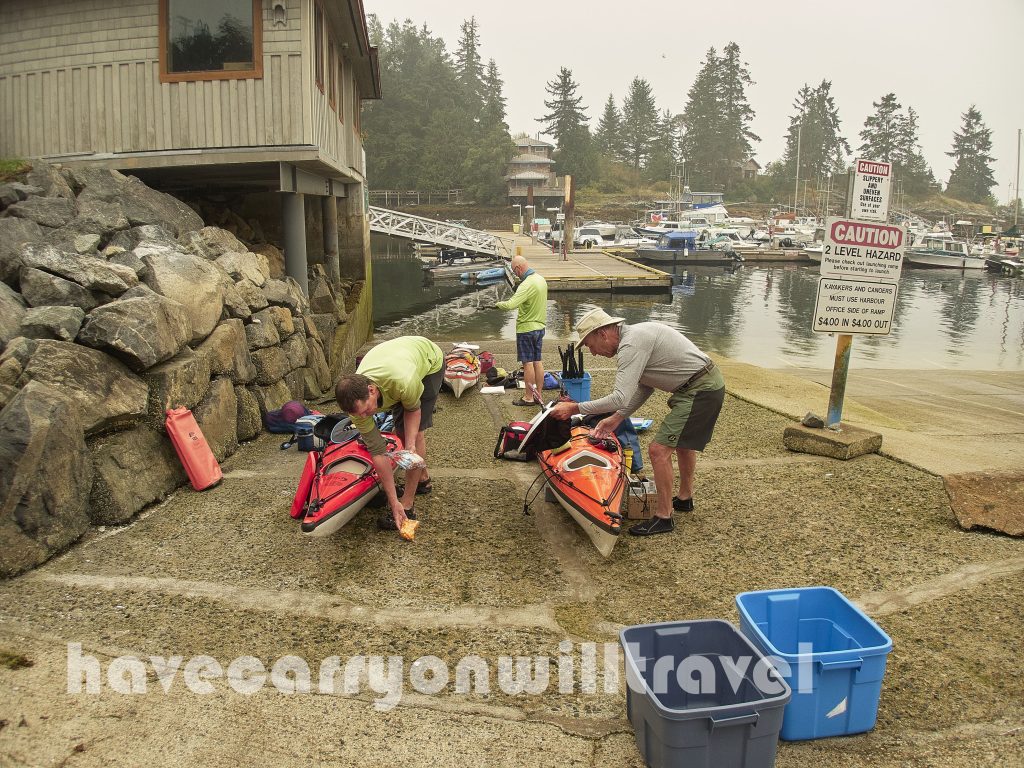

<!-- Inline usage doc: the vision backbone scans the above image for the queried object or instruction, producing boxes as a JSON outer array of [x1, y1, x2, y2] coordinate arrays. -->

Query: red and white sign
[[850, 157, 892, 222], [819, 217, 905, 283]]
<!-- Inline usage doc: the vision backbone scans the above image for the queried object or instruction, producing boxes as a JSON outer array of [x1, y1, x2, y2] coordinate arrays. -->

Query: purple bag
[[263, 400, 310, 433]]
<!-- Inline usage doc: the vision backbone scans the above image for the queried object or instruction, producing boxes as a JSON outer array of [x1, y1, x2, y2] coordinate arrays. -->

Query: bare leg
[[398, 431, 428, 510], [522, 360, 539, 402], [675, 448, 697, 500], [528, 361, 545, 401], [648, 442, 675, 519]]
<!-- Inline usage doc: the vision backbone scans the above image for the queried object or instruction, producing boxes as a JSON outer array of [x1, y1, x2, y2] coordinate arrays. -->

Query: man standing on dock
[[548, 309, 725, 536], [497, 255, 548, 406], [335, 336, 443, 533]]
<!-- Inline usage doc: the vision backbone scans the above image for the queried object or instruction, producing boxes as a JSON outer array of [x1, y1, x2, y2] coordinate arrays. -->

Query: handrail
[[368, 206, 515, 259]]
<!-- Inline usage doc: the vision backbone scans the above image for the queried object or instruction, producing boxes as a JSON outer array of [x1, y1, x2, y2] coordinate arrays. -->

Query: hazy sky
[[364, 0, 1024, 200]]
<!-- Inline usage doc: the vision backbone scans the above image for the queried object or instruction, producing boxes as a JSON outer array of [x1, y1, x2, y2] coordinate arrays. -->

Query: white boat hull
[[546, 480, 619, 558], [446, 375, 479, 398], [905, 252, 987, 269]]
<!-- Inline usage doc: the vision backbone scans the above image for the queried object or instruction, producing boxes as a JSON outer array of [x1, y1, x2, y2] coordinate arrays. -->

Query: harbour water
[[371, 244, 1024, 371]]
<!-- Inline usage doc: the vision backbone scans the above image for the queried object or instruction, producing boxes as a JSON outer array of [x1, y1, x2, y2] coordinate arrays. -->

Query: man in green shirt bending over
[[496, 255, 548, 406], [335, 336, 444, 532]]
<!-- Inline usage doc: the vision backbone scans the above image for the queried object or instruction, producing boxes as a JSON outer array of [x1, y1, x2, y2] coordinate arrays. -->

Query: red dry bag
[[165, 407, 223, 491]]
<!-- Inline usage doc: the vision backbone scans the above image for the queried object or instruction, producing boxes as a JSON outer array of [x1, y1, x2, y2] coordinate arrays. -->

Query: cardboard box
[[623, 480, 657, 519]]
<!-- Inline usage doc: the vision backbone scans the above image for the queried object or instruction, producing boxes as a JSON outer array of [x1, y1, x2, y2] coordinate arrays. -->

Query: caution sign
[[813, 278, 898, 335], [820, 217, 906, 282], [850, 158, 892, 222]]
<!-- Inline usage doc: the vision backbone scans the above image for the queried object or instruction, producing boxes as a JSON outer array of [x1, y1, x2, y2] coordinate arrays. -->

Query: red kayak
[[291, 431, 403, 537]]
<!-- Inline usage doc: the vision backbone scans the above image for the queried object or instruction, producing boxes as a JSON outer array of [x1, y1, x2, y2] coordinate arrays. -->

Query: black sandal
[[377, 508, 417, 530], [396, 478, 433, 496]]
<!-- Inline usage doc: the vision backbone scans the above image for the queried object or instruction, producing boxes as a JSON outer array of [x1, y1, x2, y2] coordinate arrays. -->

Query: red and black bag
[[493, 420, 533, 461], [478, 351, 495, 374]]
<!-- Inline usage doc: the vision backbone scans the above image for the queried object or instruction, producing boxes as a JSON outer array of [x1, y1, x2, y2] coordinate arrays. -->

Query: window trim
[[313, 1, 325, 93], [159, 0, 263, 83], [328, 42, 337, 111], [337, 55, 345, 124]]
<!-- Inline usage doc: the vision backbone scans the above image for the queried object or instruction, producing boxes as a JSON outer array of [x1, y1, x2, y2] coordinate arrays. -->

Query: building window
[[160, 0, 262, 83], [314, 3, 324, 92]]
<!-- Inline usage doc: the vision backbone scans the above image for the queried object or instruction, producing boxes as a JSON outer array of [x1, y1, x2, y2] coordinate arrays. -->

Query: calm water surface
[[371, 240, 1024, 371]]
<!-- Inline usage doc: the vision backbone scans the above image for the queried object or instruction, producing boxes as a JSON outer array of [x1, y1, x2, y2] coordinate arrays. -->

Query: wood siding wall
[[0, 0, 364, 179]]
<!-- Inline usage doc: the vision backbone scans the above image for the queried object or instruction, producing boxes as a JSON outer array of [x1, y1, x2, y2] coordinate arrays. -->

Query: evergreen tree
[[646, 109, 680, 184], [858, 93, 903, 163], [717, 43, 759, 182], [465, 58, 514, 203], [899, 107, 936, 194], [679, 48, 723, 189], [537, 67, 594, 182], [481, 59, 507, 126], [945, 105, 997, 203], [620, 77, 659, 173], [780, 80, 850, 193], [595, 94, 623, 161], [454, 17, 485, 112]]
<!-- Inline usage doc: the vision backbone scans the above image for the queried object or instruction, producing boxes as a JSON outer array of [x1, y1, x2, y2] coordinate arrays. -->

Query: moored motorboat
[[634, 231, 745, 266], [291, 429, 403, 537], [535, 423, 627, 557], [443, 344, 481, 398], [905, 236, 987, 269], [461, 266, 506, 282]]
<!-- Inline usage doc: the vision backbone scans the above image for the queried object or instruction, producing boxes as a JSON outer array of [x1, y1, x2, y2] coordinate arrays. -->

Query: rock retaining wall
[[0, 162, 369, 576]]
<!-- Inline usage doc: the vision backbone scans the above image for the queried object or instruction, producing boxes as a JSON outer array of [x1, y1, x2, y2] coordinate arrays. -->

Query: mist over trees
[[363, 16, 999, 208]]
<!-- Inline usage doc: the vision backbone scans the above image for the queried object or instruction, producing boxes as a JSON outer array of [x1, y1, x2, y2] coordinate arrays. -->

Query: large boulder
[[306, 337, 332, 393], [0, 282, 28, 348], [139, 348, 211, 425], [88, 424, 184, 525], [193, 377, 238, 462], [5, 196, 77, 228], [25, 162, 75, 199], [17, 339, 149, 435], [195, 319, 257, 384], [262, 278, 306, 314], [70, 168, 203, 236], [0, 381, 92, 577], [244, 315, 280, 350], [252, 379, 292, 415], [215, 250, 269, 286], [22, 244, 138, 295], [251, 346, 290, 385], [253, 243, 285, 280], [232, 278, 269, 314], [235, 385, 262, 442], [141, 249, 225, 343], [0, 217, 45, 288], [19, 267, 99, 311], [220, 282, 253, 321], [20, 305, 85, 342], [281, 332, 308, 371], [70, 197, 130, 235], [180, 227, 249, 261], [76, 287, 191, 371]]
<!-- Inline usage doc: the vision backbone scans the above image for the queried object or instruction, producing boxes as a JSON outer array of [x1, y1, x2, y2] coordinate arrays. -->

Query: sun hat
[[573, 308, 625, 343]]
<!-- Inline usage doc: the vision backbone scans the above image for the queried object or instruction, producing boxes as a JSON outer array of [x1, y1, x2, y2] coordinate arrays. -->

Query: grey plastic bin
[[620, 619, 792, 768]]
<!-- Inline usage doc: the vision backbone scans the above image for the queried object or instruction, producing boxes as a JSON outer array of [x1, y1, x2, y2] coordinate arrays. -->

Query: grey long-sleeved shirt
[[578, 322, 712, 417]]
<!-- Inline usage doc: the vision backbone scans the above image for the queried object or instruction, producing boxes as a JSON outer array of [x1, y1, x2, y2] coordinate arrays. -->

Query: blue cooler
[[735, 587, 893, 741], [561, 372, 591, 402]]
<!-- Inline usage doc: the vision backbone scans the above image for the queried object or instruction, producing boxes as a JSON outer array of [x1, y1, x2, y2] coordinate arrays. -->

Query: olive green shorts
[[653, 367, 726, 451]]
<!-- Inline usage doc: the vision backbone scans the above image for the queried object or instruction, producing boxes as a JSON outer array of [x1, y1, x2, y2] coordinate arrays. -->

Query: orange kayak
[[536, 425, 626, 557]]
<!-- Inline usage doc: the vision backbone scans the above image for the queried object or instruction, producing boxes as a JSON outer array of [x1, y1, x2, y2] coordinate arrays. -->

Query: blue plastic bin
[[620, 620, 791, 768], [561, 372, 591, 402], [735, 587, 893, 741]]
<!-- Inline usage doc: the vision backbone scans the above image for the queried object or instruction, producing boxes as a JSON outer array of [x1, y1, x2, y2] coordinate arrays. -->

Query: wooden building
[[0, 0, 381, 297], [506, 136, 564, 209]]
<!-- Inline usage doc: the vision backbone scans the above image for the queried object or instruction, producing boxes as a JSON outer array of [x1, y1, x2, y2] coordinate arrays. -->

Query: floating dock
[[502, 234, 671, 292]]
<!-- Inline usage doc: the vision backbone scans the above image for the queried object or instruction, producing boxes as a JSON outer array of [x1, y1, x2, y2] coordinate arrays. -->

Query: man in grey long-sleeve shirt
[[549, 308, 725, 535]]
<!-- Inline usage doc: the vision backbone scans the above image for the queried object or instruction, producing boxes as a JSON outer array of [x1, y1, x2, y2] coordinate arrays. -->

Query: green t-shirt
[[496, 271, 547, 332], [351, 336, 443, 452]]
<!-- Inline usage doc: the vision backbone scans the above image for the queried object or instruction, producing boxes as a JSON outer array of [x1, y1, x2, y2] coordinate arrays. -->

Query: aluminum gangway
[[368, 206, 515, 258]]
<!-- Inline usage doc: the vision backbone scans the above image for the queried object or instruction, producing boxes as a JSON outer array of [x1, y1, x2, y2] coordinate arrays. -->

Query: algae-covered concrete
[[0, 343, 1021, 766]]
